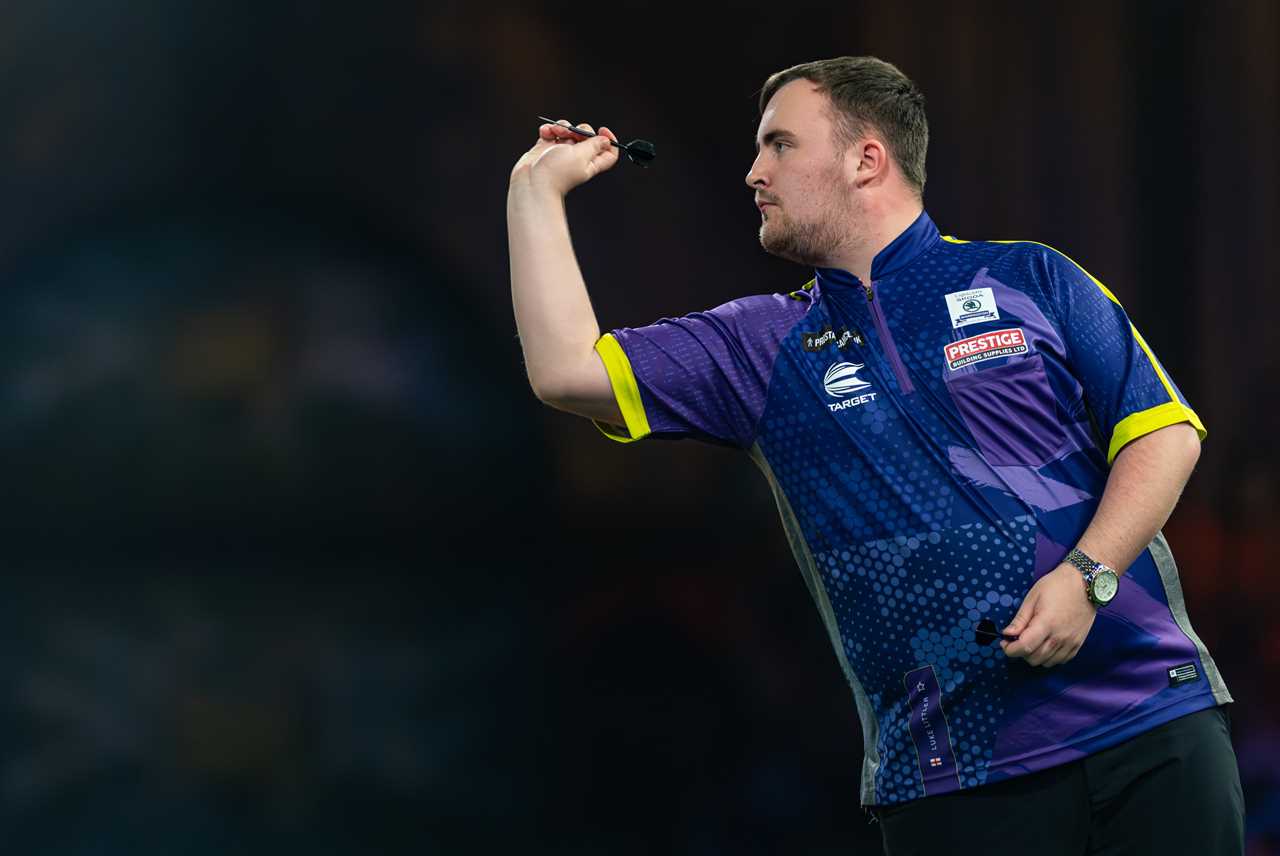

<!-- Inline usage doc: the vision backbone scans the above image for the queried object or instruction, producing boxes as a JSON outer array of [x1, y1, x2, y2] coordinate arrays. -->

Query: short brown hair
[[758, 56, 928, 196]]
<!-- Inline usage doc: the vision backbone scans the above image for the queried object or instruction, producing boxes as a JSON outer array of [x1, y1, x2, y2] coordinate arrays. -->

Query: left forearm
[[1074, 422, 1202, 574]]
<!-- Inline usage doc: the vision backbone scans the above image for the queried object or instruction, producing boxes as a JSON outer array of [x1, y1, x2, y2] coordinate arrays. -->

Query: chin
[[760, 228, 813, 266]]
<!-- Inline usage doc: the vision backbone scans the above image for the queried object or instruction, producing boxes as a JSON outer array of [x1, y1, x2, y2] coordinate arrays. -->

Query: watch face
[[1092, 570, 1119, 603]]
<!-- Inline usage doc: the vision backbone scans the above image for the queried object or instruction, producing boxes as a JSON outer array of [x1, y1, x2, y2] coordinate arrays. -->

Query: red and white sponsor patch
[[944, 327, 1028, 370]]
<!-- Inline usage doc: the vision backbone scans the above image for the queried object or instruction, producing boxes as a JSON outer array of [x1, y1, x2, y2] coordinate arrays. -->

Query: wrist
[[1064, 548, 1120, 607], [510, 164, 567, 198], [507, 174, 569, 226]]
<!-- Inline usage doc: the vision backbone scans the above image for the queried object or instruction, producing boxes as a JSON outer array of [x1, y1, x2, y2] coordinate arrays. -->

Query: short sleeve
[[592, 291, 811, 449], [1037, 247, 1206, 464]]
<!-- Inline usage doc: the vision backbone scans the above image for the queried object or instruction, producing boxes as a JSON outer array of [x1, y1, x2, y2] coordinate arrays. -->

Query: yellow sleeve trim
[[591, 333, 652, 444], [1108, 401, 1207, 465]]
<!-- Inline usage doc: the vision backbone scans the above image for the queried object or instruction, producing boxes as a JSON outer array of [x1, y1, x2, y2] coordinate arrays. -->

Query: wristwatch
[[1065, 548, 1119, 607]]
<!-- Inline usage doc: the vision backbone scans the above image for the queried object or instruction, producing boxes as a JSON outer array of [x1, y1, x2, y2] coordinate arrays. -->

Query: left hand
[[1000, 563, 1098, 667]]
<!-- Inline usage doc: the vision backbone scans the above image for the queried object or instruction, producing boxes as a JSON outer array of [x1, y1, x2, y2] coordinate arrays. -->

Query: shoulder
[[936, 234, 1109, 296], [938, 234, 1060, 265], [697, 280, 819, 335], [939, 234, 1093, 273], [616, 281, 819, 354]]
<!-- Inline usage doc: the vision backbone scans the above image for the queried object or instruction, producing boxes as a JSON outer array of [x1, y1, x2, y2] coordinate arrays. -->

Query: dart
[[974, 618, 1019, 646], [537, 116, 656, 167]]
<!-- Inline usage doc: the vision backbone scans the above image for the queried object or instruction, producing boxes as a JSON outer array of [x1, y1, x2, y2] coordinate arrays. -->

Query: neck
[[827, 196, 924, 283]]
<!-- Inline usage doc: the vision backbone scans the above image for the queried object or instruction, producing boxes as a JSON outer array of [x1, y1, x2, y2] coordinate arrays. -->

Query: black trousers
[[870, 705, 1244, 855]]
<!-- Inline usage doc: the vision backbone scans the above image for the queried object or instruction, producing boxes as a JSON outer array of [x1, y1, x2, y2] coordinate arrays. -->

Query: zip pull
[[864, 280, 915, 395]]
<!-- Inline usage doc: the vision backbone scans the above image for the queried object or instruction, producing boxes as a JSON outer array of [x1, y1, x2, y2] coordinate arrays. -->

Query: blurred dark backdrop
[[0, 0, 1276, 853]]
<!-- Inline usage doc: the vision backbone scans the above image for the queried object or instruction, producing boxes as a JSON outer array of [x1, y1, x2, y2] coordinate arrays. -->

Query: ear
[[847, 138, 891, 189]]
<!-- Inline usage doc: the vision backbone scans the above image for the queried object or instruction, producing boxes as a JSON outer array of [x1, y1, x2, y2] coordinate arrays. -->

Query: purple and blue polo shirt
[[591, 210, 1230, 806]]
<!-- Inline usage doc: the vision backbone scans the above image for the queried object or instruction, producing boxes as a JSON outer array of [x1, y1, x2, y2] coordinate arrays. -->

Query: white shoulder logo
[[824, 362, 871, 397]]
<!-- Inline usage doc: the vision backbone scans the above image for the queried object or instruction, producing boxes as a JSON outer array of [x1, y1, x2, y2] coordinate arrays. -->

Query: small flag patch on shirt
[[904, 665, 962, 796], [1168, 662, 1199, 687]]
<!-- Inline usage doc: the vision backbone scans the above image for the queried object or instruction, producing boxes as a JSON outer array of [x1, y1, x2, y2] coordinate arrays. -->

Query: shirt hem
[[864, 689, 1223, 807]]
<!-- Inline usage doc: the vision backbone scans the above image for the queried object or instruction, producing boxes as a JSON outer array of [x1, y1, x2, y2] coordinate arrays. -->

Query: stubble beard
[[758, 208, 850, 267], [757, 184, 857, 267]]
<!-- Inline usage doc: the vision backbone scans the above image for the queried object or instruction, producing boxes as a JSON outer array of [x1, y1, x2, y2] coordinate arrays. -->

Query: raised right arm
[[507, 120, 623, 427]]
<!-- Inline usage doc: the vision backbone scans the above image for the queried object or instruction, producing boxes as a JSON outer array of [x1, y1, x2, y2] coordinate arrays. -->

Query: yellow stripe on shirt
[[1108, 401, 1206, 465], [591, 333, 652, 443]]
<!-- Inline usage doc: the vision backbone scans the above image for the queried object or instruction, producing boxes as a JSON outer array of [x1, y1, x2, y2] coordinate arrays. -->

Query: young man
[[506, 56, 1244, 853]]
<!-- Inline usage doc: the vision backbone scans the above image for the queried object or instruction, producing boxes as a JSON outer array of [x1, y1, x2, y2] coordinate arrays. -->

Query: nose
[[745, 151, 767, 189]]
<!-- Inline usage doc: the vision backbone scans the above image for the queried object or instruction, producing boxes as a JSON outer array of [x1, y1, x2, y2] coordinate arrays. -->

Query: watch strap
[[1065, 547, 1097, 577], [1065, 547, 1118, 606]]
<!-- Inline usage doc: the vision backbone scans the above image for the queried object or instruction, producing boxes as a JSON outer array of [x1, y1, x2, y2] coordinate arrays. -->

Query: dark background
[[1, 0, 1276, 852]]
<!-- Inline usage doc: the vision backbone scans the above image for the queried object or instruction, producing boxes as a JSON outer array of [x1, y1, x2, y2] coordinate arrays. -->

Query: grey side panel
[[1149, 531, 1233, 704], [748, 443, 881, 804]]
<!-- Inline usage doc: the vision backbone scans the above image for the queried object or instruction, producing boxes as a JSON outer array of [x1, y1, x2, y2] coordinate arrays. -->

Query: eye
[[772, 140, 788, 153]]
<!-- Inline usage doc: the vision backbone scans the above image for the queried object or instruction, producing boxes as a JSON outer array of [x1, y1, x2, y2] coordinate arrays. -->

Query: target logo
[[823, 362, 871, 397]]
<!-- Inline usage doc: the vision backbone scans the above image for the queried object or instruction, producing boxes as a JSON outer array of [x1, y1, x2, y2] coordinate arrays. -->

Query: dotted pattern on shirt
[[811, 518, 1033, 803], [757, 316, 1037, 803]]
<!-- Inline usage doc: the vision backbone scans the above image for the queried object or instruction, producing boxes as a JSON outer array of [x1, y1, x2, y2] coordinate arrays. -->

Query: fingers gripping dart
[[536, 116, 657, 167], [974, 618, 1019, 646]]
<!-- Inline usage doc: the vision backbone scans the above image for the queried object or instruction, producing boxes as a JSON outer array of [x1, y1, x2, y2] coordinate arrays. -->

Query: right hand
[[509, 120, 621, 196]]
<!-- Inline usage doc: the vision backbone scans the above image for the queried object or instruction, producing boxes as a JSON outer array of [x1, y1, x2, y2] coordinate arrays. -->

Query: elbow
[[527, 352, 602, 409], [528, 371, 572, 409], [528, 375, 556, 406]]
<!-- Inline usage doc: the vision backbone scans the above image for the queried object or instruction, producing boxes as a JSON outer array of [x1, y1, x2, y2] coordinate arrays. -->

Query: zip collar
[[813, 210, 941, 293]]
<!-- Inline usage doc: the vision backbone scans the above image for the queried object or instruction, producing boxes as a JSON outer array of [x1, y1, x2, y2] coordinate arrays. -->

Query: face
[[746, 80, 858, 266]]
